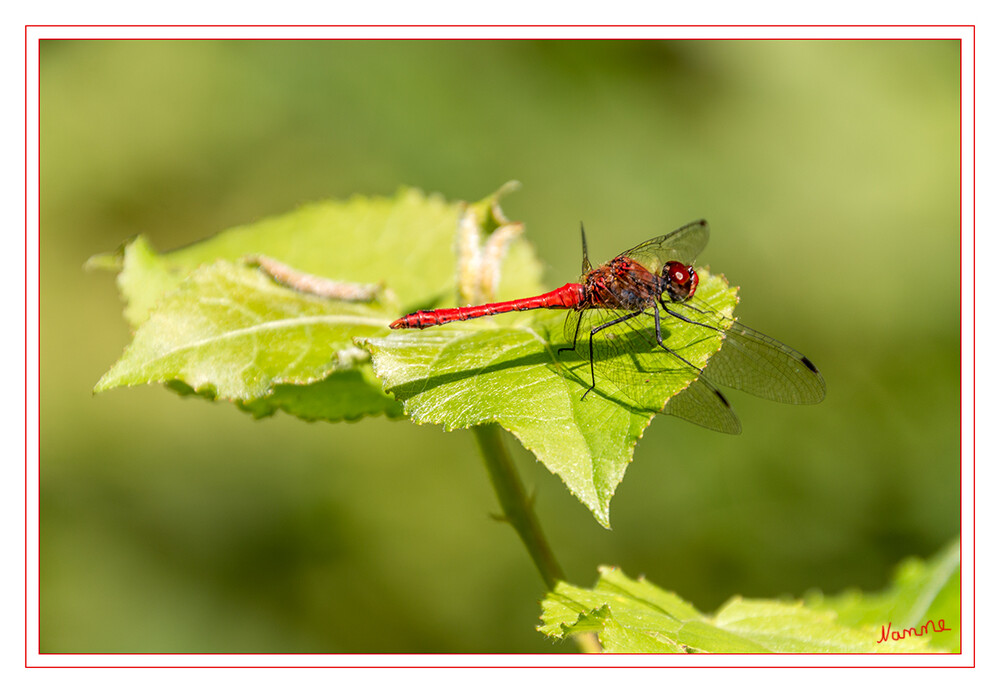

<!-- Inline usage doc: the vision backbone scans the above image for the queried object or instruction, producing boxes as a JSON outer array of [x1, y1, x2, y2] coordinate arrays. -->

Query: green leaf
[[121, 235, 190, 328], [89, 188, 459, 325], [90, 185, 545, 325], [539, 564, 943, 653], [95, 260, 395, 415], [235, 367, 404, 422], [363, 272, 737, 527], [92, 185, 540, 423], [805, 538, 960, 652]]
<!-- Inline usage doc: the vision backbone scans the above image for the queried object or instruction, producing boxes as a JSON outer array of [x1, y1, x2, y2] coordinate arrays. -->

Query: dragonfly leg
[[579, 309, 644, 399], [557, 311, 584, 357], [660, 300, 724, 334], [653, 302, 732, 408], [650, 302, 710, 374]]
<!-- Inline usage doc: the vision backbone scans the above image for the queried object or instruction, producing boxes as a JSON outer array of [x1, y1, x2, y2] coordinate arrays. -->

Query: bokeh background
[[40, 39, 959, 652]]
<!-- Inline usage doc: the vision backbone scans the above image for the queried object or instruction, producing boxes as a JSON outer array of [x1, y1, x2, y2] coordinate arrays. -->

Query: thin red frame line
[[27, 28, 973, 666], [30, 37, 963, 41], [24, 22, 30, 672], [970, 23, 975, 666], [26, 664, 970, 669], [23, 23, 978, 27]]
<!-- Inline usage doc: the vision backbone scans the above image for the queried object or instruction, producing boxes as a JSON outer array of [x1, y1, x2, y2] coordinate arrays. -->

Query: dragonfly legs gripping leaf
[[559, 309, 645, 400], [559, 301, 717, 407]]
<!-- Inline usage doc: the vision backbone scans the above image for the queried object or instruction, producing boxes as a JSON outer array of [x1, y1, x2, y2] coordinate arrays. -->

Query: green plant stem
[[473, 424, 601, 654], [473, 424, 565, 587]]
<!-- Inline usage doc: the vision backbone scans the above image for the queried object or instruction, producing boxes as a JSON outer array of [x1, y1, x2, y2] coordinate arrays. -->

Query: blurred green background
[[40, 39, 959, 653]]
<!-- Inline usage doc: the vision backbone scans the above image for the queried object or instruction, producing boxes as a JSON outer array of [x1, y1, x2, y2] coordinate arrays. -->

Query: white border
[[28, 24, 974, 40], [22, 23, 975, 671]]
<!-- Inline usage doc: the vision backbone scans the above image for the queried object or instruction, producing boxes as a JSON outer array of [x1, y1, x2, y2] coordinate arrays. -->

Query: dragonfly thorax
[[582, 257, 660, 310]]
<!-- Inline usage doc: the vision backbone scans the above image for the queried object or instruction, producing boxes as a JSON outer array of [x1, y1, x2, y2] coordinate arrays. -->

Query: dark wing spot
[[800, 356, 819, 373]]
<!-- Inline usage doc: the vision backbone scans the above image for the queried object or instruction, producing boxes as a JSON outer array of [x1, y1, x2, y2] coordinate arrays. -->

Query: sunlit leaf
[[92, 185, 540, 423], [95, 260, 392, 410], [86, 235, 180, 327], [539, 565, 942, 653], [235, 367, 405, 421]]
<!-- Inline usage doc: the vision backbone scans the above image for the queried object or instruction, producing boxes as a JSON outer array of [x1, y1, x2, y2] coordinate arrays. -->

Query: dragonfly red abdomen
[[389, 282, 587, 330]]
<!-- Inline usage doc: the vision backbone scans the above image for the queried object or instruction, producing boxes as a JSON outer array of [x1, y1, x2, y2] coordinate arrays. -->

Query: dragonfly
[[390, 220, 826, 433]]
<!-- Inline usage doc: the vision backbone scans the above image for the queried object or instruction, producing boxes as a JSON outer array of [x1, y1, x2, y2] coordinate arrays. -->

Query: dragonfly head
[[663, 261, 699, 302]]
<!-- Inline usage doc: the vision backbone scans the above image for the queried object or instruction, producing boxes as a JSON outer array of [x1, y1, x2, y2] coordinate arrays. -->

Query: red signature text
[[877, 619, 951, 644]]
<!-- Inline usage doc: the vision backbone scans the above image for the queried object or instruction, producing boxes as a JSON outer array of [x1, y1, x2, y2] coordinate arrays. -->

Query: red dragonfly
[[390, 220, 825, 433]]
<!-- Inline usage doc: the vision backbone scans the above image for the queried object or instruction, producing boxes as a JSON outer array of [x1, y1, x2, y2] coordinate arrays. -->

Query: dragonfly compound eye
[[664, 262, 698, 302]]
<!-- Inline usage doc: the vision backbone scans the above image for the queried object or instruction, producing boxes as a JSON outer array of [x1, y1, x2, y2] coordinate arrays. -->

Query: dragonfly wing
[[561, 305, 741, 432], [700, 320, 827, 404], [618, 220, 710, 269], [662, 377, 741, 434]]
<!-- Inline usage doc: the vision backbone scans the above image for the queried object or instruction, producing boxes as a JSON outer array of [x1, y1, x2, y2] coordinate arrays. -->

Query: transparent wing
[[617, 220, 710, 270], [662, 378, 741, 434], [561, 303, 741, 434], [559, 299, 824, 432], [669, 300, 827, 405]]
